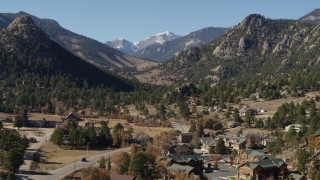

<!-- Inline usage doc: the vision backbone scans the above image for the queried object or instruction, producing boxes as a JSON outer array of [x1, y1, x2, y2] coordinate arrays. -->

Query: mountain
[[107, 28, 227, 62], [106, 38, 137, 55], [0, 12, 155, 71], [133, 27, 228, 62], [299, 8, 320, 24], [106, 31, 180, 61], [139, 14, 320, 92], [134, 31, 180, 49], [0, 16, 133, 91]]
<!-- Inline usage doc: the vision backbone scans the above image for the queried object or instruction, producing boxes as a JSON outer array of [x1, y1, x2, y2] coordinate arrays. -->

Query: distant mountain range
[[106, 28, 228, 62], [0, 11, 156, 71], [0, 16, 133, 91]]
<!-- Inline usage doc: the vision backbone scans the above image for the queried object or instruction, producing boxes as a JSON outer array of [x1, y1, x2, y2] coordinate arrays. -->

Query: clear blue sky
[[1, 0, 319, 43]]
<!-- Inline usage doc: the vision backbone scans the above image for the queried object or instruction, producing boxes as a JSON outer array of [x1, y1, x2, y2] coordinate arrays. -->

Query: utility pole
[[87, 141, 92, 158]]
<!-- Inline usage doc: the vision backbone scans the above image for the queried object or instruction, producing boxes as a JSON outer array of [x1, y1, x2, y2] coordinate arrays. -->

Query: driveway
[[18, 127, 54, 173]]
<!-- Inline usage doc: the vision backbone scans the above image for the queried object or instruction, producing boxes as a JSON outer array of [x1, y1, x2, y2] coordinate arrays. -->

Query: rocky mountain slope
[[0, 12, 156, 71], [0, 16, 133, 91], [299, 8, 320, 24], [139, 14, 320, 91]]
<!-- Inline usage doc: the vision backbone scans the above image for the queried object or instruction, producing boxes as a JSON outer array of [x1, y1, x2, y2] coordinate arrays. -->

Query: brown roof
[[110, 174, 135, 180]]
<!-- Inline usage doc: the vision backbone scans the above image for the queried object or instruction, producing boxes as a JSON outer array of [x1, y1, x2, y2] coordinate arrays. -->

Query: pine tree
[[215, 138, 227, 154]]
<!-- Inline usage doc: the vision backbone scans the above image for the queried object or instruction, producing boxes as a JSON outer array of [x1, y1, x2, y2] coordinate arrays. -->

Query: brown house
[[166, 164, 199, 180], [309, 129, 320, 152], [237, 149, 266, 163], [178, 133, 193, 143], [163, 154, 204, 175], [77, 109, 86, 117], [237, 158, 288, 180]]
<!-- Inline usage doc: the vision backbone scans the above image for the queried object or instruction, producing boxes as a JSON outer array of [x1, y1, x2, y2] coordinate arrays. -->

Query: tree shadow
[[18, 170, 51, 175]]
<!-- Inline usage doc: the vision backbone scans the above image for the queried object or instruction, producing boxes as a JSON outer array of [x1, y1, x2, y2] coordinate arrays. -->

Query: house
[[203, 128, 214, 136], [77, 109, 86, 117], [232, 137, 247, 150], [237, 158, 288, 180], [253, 107, 266, 113], [162, 154, 204, 175], [178, 133, 193, 143], [200, 137, 216, 154], [168, 144, 193, 155], [166, 164, 199, 180], [237, 149, 265, 163], [285, 124, 302, 133], [66, 112, 82, 121], [287, 173, 307, 180], [239, 106, 248, 116], [309, 129, 320, 153], [261, 136, 277, 146], [203, 129, 222, 137], [250, 92, 261, 100]]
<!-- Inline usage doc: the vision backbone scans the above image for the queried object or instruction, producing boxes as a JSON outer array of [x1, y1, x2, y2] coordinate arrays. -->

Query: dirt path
[[17, 127, 54, 174]]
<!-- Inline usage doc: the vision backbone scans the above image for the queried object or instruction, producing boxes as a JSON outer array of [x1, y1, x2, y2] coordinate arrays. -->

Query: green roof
[[244, 149, 265, 157], [248, 162, 259, 169], [167, 164, 194, 174], [241, 158, 285, 170], [288, 173, 304, 179], [314, 129, 320, 136], [256, 154, 277, 161]]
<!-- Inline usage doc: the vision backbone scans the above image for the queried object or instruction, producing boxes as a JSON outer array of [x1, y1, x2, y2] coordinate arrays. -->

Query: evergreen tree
[[99, 121, 113, 147], [296, 149, 309, 174], [232, 108, 242, 123], [158, 103, 166, 120], [215, 138, 227, 154], [21, 108, 29, 127], [14, 115, 23, 130], [130, 152, 156, 180], [50, 128, 64, 147]]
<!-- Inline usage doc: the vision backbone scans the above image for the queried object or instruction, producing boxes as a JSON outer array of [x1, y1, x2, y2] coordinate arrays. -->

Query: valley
[[0, 4, 320, 180]]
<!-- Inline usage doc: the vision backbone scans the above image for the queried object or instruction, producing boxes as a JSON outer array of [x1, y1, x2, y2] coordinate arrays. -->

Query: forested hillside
[[155, 14, 320, 100]]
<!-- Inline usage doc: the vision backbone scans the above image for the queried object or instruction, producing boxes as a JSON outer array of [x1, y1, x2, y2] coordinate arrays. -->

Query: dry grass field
[[38, 142, 110, 172]]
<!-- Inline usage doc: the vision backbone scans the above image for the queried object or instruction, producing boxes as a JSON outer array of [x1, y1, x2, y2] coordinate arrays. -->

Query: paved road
[[27, 147, 130, 180]]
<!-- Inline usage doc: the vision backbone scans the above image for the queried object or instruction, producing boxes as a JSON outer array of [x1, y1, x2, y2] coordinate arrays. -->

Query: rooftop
[[167, 163, 194, 174]]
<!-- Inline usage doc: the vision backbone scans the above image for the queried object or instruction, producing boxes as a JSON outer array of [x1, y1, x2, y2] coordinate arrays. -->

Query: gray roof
[[167, 163, 194, 173]]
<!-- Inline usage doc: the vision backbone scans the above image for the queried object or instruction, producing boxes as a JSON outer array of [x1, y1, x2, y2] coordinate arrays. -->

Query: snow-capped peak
[[134, 31, 180, 49]]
